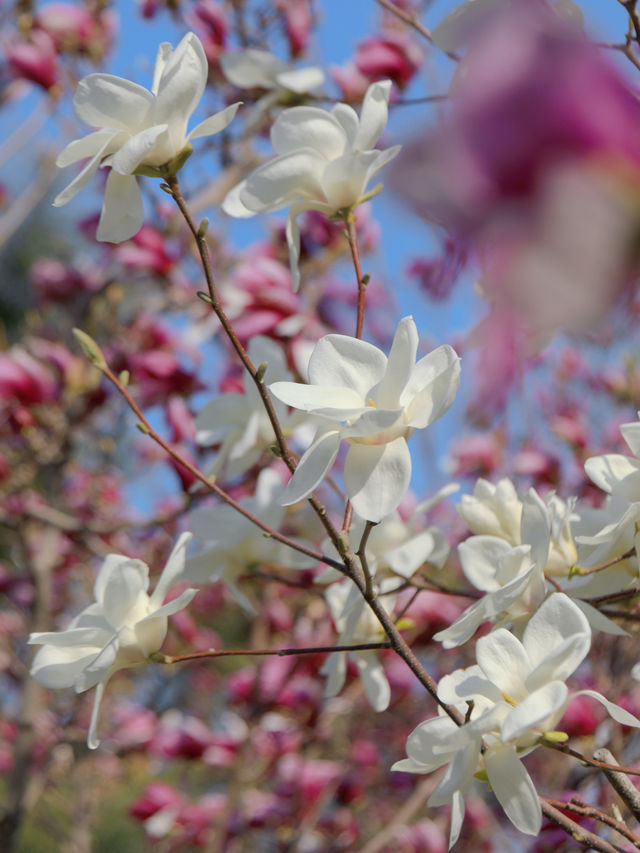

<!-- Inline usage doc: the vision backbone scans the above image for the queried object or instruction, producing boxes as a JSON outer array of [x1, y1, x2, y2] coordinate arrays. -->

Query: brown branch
[[541, 799, 624, 853], [157, 641, 392, 664], [621, 0, 640, 45], [375, 0, 460, 61], [594, 748, 640, 824], [544, 741, 640, 778], [544, 798, 639, 850], [571, 548, 636, 577]]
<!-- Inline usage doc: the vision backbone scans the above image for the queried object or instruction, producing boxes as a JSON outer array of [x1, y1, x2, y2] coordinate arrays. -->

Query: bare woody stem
[[165, 174, 354, 562], [593, 748, 640, 823], [545, 796, 640, 849], [156, 641, 392, 664], [544, 740, 640, 778], [345, 213, 367, 340], [570, 547, 636, 577], [375, 0, 460, 61], [101, 363, 345, 574], [540, 799, 625, 853]]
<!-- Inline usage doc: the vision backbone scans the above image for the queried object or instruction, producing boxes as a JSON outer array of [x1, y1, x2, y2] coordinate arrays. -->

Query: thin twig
[[544, 798, 638, 851], [375, 0, 460, 61], [544, 741, 640, 778], [357, 520, 377, 598], [157, 641, 392, 664], [571, 548, 636, 577], [594, 748, 640, 824]]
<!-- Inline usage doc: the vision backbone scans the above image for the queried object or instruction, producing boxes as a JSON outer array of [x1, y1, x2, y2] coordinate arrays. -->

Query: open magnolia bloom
[[195, 336, 310, 479], [54, 32, 240, 242], [321, 577, 396, 712], [438, 482, 628, 648], [394, 594, 640, 847], [221, 47, 324, 97], [186, 468, 311, 613], [28, 533, 196, 749], [270, 317, 461, 522], [222, 79, 401, 290]]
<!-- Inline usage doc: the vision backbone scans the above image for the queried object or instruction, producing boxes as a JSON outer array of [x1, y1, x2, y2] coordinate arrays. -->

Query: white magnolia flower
[[195, 336, 308, 479], [54, 32, 240, 242], [394, 594, 640, 847], [221, 48, 324, 96], [29, 533, 196, 749], [436, 486, 625, 648], [270, 317, 461, 522], [186, 468, 310, 613], [458, 477, 523, 543], [222, 79, 401, 290], [321, 577, 396, 711]]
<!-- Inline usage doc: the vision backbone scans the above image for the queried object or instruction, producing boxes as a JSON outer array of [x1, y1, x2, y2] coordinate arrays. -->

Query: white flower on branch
[[269, 317, 461, 522], [54, 32, 240, 242], [394, 594, 640, 847], [222, 79, 401, 290], [221, 47, 324, 96], [28, 533, 196, 749]]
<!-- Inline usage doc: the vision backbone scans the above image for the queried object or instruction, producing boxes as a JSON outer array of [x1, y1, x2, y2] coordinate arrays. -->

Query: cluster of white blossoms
[[35, 29, 640, 849], [394, 594, 640, 847]]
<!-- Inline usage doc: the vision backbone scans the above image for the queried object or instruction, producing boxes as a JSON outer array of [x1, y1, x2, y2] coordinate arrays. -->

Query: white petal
[[28, 627, 108, 648], [354, 651, 390, 711], [222, 180, 257, 218], [284, 199, 332, 291], [30, 643, 102, 689], [621, 420, 640, 458], [150, 532, 193, 608], [275, 66, 325, 93], [405, 716, 460, 769], [240, 149, 326, 211], [353, 80, 392, 151], [144, 587, 197, 621], [372, 316, 418, 408], [221, 49, 286, 88], [53, 134, 119, 207], [584, 453, 640, 499], [520, 489, 550, 570], [361, 144, 402, 187], [97, 171, 144, 243], [571, 598, 629, 636], [429, 739, 480, 805], [74, 73, 153, 131], [331, 103, 359, 146], [152, 41, 172, 94], [344, 437, 411, 523], [308, 334, 387, 396], [476, 629, 529, 698], [153, 32, 207, 131], [188, 102, 242, 141], [573, 689, 640, 727], [269, 380, 364, 415], [87, 679, 109, 749], [522, 594, 590, 688], [341, 407, 404, 439], [438, 665, 502, 706], [321, 651, 346, 697], [271, 107, 347, 158], [484, 745, 542, 835], [449, 790, 466, 848], [403, 345, 461, 428], [458, 535, 515, 592], [386, 530, 437, 578], [56, 129, 123, 167], [110, 125, 168, 174], [96, 557, 148, 628], [281, 430, 342, 505], [433, 598, 489, 649], [501, 681, 568, 742]]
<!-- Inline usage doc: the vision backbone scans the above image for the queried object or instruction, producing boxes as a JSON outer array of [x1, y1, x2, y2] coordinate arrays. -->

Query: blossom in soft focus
[[28, 533, 196, 748], [36, 3, 116, 59], [394, 594, 640, 847], [354, 33, 422, 90], [221, 48, 323, 97], [54, 32, 240, 242], [392, 1, 640, 353], [8, 30, 60, 92], [321, 577, 396, 711], [270, 317, 460, 521], [223, 80, 400, 290], [187, 468, 310, 612]]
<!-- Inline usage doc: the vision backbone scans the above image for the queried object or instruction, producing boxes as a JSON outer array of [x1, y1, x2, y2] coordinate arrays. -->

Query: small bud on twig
[[198, 218, 209, 238], [72, 328, 106, 370]]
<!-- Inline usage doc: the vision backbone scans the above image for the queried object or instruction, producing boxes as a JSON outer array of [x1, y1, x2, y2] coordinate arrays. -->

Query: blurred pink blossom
[[354, 33, 422, 90], [8, 30, 60, 91], [278, 0, 313, 57]]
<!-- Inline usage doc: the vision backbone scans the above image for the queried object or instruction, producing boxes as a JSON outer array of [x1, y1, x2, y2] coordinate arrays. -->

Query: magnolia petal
[[56, 129, 122, 167], [221, 48, 286, 88], [520, 489, 550, 570], [241, 149, 326, 211], [110, 124, 168, 175], [322, 150, 377, 209], [621, 421, 640, 458], [331, 102, 359, 145], [458, 535, 514, 592], [308, 333, 387, 396], [285, 198, 332, 290], [74, 73, 153, 131], [484, 745, 542, 836], [353, 80, 392, 151], [74, 636, 119, 691], [271, 106, 347, 158], [143, 587, 197, 622], [571, 599, 629, 636], [97, 171, 144, 243], [584, 453, 640, 499], [449, 790, 466, 849], [53, 134, 117, 207], [281, 430, 342, 505], [523, 594, 590, 688], [438, 664, 502, 706], [97, 558, 149, 628], [433, 598, 489, 648], [429, 739, 480, 806], [501, 681, 568, 742], [355, 652, 390, 711], [344, 437, 411, 523], [269, 380, 364, 415], [403, 344, 461, 428], [152, 41, 172, 94], [476, 628, 529, 698], [188, 102, 242, 141], [405, 715, 460, 769], [150, 532, 193, 608], [362, 143, 402, 187], [574, 689, 640, 727], [153, 32, 207, 131], [30, 643, 103, 690], [321, 651, 347, 697], [28, 627, 108, 648], [87, 679, 109, 750], [373, 316, 418, 408], [222, 180, 256, 218], [340, 407, 404, 439], [274, 67, 325, 93], [386, 530, 437, 579]]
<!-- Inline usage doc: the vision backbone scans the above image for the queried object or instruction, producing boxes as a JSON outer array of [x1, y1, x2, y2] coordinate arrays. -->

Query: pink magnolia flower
[[35, 3, 116, 58], [8, 30, 59, 92], [30, 257, 102, 301], [278, 0, 313, 57], [355, 34, 422, 90]]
